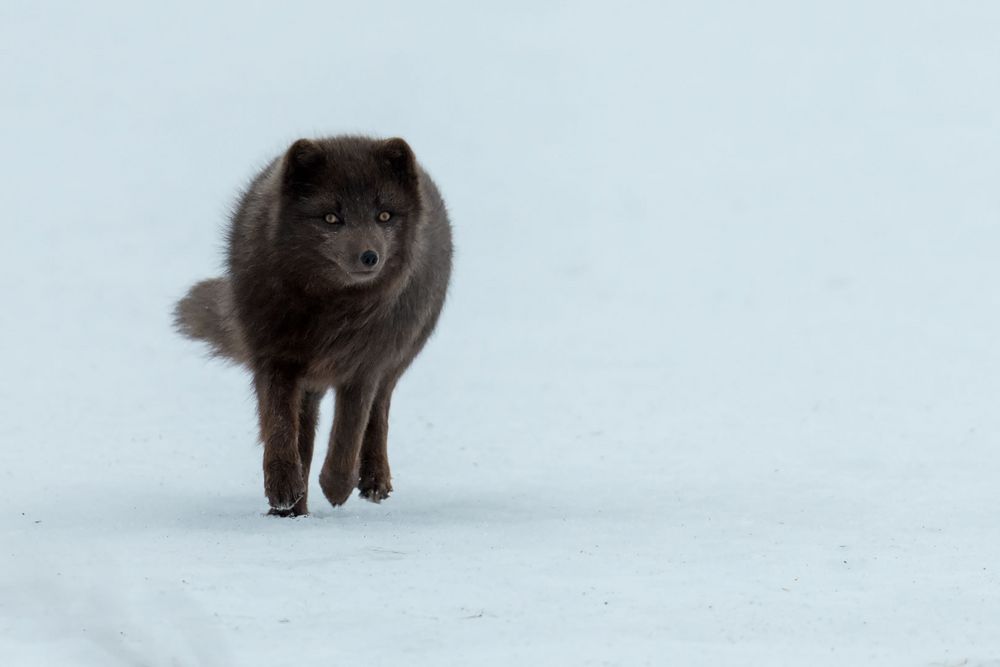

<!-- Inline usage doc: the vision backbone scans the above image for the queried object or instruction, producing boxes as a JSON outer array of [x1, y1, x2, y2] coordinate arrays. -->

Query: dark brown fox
[[174, 136, 453, 515]]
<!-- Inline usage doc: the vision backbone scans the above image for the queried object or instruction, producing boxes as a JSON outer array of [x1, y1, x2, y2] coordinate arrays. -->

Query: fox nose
[[360, 250, 379, 268]]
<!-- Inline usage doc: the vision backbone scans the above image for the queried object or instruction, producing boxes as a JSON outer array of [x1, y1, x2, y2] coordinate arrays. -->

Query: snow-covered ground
[[2, 2, 999, 664]]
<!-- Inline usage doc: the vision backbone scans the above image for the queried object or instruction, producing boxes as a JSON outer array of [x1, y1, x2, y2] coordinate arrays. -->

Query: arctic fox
[[175, 136, 453, 515]]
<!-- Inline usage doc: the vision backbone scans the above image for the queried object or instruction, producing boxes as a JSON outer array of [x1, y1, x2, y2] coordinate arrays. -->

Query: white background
[[1, 1, 998, 665]]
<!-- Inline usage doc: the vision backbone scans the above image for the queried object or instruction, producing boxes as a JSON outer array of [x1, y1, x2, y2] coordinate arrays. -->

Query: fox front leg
[[254, 363, 307, 512], [319, 382, 378, 506]]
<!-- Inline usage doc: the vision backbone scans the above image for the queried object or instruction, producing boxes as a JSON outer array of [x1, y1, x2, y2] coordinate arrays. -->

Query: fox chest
[[243, 290, 411, 386], [297, 312, 405, 386]]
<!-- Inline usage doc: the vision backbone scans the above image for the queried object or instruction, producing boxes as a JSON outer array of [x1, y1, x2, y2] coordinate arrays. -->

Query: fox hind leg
[[358, 380, 396, 503]]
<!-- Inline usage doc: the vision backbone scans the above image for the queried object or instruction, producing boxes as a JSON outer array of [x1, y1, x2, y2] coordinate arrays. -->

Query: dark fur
[[174, 136, 452, 515]]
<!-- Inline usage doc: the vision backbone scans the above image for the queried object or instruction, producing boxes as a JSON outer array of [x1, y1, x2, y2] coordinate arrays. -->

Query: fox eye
[[324, 213, 340, 224], [377, 211, 391, 222]]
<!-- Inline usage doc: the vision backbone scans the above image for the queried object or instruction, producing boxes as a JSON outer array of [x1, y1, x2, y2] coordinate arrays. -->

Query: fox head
[[274, 136, 422, 290]]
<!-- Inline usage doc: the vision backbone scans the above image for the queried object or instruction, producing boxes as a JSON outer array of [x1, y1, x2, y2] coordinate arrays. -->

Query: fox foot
[[319, 467, 358, 507], [358, 468, 392, 503], [267, 495, 308, 517], [264, 460, 306, 511]]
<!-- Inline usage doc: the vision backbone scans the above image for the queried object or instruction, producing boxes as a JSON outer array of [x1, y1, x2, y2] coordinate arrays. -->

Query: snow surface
[[2, 1, 999, 665]]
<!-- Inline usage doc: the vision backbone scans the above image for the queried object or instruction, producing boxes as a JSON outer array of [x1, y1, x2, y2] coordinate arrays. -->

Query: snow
[[2, 1, 999, 664]]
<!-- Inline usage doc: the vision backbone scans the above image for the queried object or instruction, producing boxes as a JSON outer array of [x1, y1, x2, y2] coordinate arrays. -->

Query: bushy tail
[[173, 278, 249, 364]]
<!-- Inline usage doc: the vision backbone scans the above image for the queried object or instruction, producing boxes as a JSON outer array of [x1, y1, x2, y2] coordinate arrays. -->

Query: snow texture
[[2, 1, 999, 665]]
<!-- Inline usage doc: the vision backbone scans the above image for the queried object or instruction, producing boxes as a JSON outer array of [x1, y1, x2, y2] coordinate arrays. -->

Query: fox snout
[[349, 247, 381, 276], [329, 240, 387, 282]]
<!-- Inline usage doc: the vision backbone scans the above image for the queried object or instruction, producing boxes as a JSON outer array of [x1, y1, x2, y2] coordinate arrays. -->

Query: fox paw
[[264, 460, 306, 511], [267, 502, 307, 518], [358, 472, 392, 503], [319, 468, 358, 507]]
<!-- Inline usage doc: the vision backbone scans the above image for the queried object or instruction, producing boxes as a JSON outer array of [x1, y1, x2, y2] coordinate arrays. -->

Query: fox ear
[[283, 139, 325, 187], [378, 137, 417, 188]]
